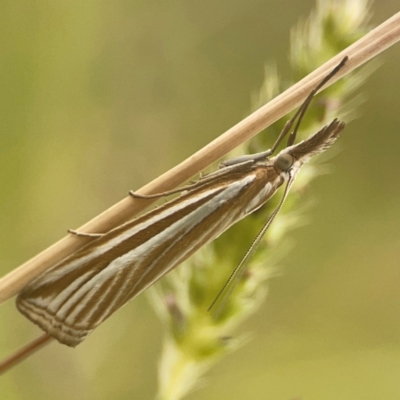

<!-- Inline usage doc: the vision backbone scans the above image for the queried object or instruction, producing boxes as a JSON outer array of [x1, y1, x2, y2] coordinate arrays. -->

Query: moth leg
[[68, 229, 104, 238], [220, 155, 264, 168], [285, 56, 348, 146], [130, 190, 166, 199], [222, 56, 348, 166], [129, 181, 202, 199]]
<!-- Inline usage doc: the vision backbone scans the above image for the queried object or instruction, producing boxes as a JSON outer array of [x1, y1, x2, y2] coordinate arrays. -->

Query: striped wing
[[17, 165, 281, 346]]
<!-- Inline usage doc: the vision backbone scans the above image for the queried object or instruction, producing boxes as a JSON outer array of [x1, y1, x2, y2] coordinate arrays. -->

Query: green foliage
[[149, 1, 374, 399]]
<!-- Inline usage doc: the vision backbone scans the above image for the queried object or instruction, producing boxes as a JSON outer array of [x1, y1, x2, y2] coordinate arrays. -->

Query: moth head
[[274, 152, 294, 172]]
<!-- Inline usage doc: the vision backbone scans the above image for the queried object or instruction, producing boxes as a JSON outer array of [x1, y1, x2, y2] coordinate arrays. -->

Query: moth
[[16, 58, 347, 347]]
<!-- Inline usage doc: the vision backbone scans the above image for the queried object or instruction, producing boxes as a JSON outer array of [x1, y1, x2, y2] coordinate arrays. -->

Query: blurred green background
[[1, 1, 400, 399]]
